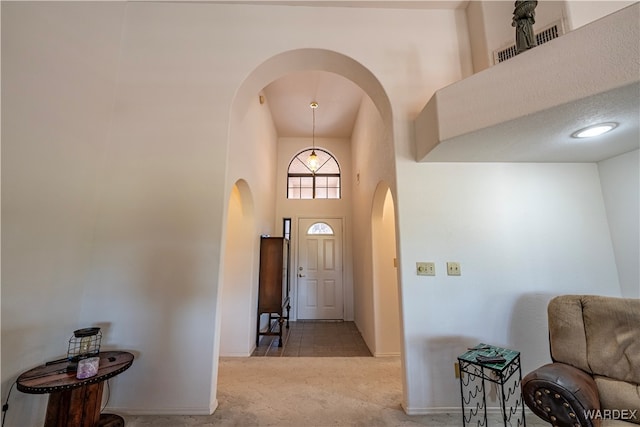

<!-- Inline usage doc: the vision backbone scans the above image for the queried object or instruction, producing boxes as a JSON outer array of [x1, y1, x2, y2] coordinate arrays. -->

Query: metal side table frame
[[458, 343, 526, 426]]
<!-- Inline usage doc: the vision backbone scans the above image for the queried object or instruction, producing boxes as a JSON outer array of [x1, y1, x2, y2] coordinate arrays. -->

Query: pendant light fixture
[[307, 101, 320, 173]]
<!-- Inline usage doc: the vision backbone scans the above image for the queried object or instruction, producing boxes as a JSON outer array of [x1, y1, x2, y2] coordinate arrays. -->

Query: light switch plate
[[447, 262, 461, 276], [416, 262, 436, 276]]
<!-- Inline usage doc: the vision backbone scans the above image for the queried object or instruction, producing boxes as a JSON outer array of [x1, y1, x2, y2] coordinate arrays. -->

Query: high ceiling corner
[[415, 3, 640, 163], [206, 1, 469, 10]]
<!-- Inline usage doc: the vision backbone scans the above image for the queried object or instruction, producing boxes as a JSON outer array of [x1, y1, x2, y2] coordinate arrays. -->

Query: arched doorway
[[372, 182, 401, 356], [216, 47, 399, 404], [230, 49, 393, 133], [223, 47, 396, 331]]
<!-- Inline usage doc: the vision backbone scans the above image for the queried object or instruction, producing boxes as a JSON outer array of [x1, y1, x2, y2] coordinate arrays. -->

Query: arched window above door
[[287, 148, 340, 199], [307, 222, 334, 235]]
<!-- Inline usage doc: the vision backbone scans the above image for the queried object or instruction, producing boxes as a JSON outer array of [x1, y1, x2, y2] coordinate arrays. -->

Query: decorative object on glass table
[[476, 353, 507, 364], [468, 343, 507, 364]]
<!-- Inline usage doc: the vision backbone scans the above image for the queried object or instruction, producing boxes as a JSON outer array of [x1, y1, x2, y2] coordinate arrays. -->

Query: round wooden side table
[[17, 351, 134, 427]]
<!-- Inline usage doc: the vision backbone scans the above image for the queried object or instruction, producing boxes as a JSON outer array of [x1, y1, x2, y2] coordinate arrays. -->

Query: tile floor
[[252, 320, 372, 357]]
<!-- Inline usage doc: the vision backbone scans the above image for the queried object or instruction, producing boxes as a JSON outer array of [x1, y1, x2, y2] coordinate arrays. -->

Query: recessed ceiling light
[[571, 122, 618, 138]]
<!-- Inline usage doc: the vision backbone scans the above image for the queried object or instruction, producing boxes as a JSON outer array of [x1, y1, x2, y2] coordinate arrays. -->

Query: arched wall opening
[[371, 181, 401, 357], [220, 180, 257, 356], [230, 49, 393, 133], [215, 47, 399, 405]]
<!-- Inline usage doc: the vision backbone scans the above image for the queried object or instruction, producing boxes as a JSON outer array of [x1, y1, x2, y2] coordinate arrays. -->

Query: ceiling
[[262, 71, 365, 138], [213, 1, 469, 10], [263, 70, 638, 162], [257, 2, 639, 162], [423, 82, 640, 162], [250, 0, 466, 139]]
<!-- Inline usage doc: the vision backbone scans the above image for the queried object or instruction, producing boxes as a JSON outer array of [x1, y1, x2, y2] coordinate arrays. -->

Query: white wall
[[228, 93, 279, 239], [220, 182, 259, 357], [1, 1, 628, 423], [72, 2, 241, 414], [465, 1, 491, 72], [566, 1, 637, 29], [222, 88, 279, 356], [395, 162, 620, 413], [372, 186, 401, 356], [1, 3, 127, 424], [350, 95, 398, 353], [598, 150, 640, 298]]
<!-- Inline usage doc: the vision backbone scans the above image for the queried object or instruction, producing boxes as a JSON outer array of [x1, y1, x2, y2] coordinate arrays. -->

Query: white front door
[[297, 218, 343, 320]]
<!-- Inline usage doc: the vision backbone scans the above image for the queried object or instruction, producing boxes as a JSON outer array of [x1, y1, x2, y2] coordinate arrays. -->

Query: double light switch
[[416, 262, 461, 276]]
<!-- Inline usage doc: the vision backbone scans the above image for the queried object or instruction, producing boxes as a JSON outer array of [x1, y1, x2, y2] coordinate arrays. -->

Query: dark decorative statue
[[512, 0, 538, 54]]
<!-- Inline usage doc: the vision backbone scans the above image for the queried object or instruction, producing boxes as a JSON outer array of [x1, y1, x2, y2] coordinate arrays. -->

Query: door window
[[307, 222, 334, 235]]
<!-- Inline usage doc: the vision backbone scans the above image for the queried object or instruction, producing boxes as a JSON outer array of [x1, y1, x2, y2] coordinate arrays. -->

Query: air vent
[[493, 20, 565, 64]]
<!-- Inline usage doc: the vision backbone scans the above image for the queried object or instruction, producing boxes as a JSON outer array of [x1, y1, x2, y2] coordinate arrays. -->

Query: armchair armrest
[[522, 362, 601, 427]]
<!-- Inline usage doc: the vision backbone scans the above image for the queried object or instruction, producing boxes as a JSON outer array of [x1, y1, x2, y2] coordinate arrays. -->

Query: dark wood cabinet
[[256, 236, 290, 347]]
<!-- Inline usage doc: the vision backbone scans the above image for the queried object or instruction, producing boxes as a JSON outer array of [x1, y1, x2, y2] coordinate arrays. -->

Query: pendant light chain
[[307, 102, 320, 173], [312, 103, 316, 150]]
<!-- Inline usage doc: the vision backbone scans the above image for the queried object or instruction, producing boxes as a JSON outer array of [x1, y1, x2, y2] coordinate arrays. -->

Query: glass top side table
[[457, 343, 526, 426]]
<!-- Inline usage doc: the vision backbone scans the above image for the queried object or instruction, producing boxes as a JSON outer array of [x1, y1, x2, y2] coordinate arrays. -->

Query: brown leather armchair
[[522, 295, 640, 427]]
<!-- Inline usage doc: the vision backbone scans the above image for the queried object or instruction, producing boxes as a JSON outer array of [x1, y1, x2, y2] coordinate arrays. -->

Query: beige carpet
[[123, 357, 546, 426]]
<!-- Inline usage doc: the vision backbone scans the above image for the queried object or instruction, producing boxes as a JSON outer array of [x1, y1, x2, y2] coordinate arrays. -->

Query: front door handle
[[298, 273, 306, 277]]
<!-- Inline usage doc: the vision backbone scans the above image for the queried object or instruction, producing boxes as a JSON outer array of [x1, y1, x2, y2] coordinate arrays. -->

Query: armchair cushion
[[594, 376, 640, 425], [548, 295, 640, 384], [524, 295, 640, 426]]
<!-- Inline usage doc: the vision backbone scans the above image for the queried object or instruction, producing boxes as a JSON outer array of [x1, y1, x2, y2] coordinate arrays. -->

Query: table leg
[[278, 317, 285, 347], [97, 413, 125, 427], [44, 382, 103, 427], [458, 363, 467, 427]]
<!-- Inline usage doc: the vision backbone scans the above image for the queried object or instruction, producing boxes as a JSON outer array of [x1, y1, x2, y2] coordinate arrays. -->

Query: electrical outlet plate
[[416, 262, 435, 276], [447, 262, 461, 276]]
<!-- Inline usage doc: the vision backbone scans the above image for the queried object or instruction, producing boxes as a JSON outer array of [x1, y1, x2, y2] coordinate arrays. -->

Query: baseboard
[[107, 405, 214, 416], [373, 352, 401, 357], [219, 351, 252, 357], [401, 405, 462, 416], [401, 404, 536, 419]]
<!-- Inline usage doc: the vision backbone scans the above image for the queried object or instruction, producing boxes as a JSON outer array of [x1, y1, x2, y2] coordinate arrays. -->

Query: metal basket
[[67, 327, 102, 371]]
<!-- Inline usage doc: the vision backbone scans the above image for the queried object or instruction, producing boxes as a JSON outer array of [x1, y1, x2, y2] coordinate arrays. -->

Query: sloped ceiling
[[263, 71, 363, 138]]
